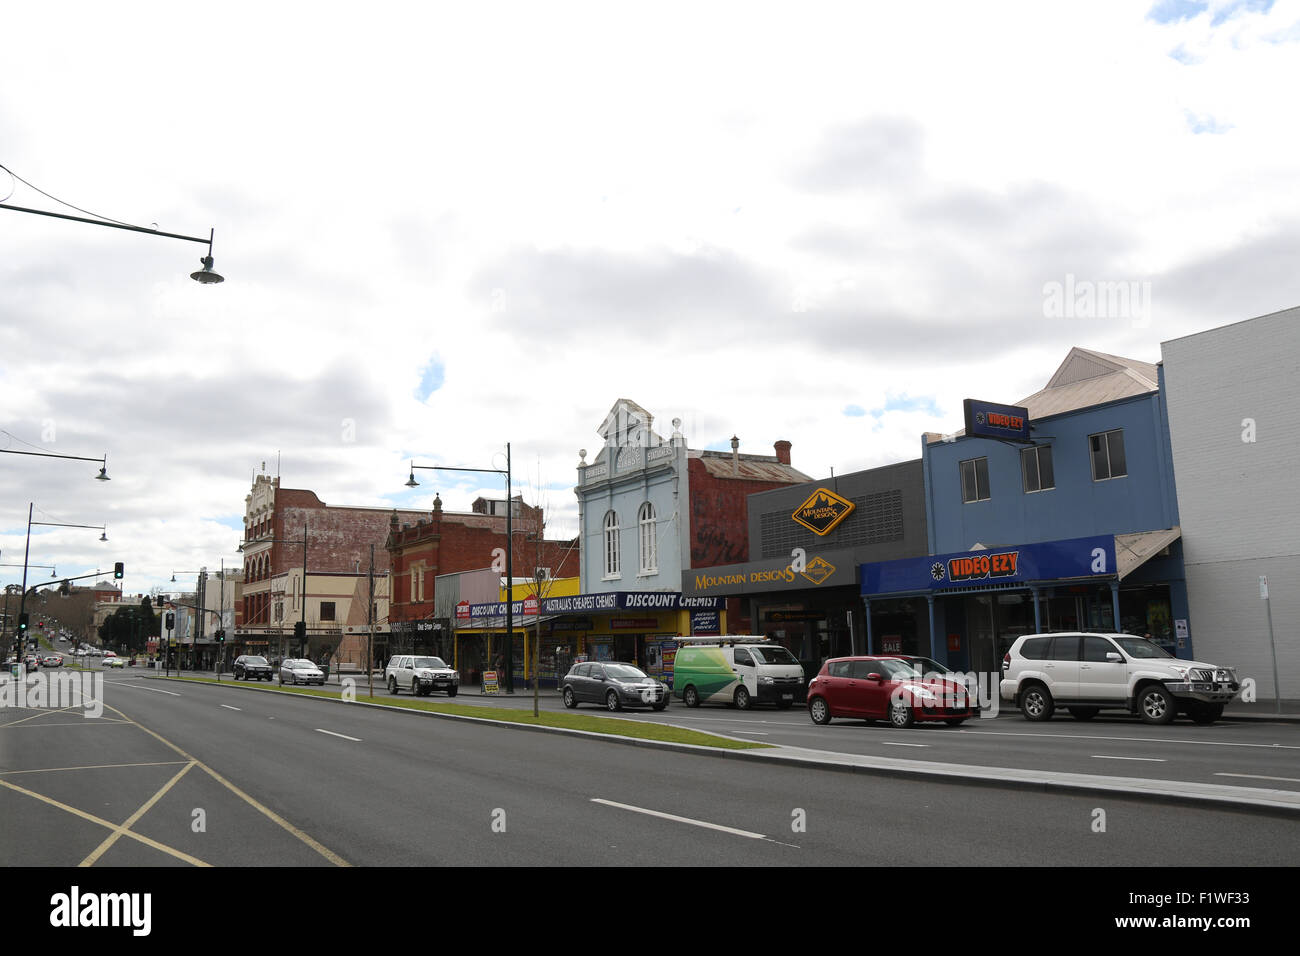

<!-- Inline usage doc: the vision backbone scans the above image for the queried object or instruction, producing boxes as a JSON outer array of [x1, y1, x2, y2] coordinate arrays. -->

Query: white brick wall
[[1162, 307, 1300, 698]]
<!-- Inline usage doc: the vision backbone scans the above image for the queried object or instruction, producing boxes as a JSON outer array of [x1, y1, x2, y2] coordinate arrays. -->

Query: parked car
[[279, 658, 326, 686], [385, 655, 460, 697], [233, 655, 274, 681], [672, 638, 805, 709], [561, 661, 668, 711], [807, 656, 979, 728], [1000, 632, 1240, 725]]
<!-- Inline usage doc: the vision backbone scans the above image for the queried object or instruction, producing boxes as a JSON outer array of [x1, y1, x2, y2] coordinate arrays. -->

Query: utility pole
[[368, 544, 375, 699]]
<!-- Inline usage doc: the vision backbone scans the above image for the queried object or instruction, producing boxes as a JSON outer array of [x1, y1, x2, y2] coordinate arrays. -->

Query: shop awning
[[1114, 527, 1181, 581], [455, 614, 564, 633]]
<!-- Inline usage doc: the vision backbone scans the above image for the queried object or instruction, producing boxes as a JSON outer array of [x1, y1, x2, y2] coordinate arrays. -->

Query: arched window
[[638, 502, 657, 574], [603, 510, 621, 578]]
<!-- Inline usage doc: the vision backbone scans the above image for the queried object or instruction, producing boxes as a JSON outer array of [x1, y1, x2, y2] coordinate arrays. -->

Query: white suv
[[385, 654, 460, 698], [1001, 632, 1240, 725]]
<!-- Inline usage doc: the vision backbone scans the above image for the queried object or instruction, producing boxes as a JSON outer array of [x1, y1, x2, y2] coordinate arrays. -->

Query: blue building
[[859, 348, 1191, 673]]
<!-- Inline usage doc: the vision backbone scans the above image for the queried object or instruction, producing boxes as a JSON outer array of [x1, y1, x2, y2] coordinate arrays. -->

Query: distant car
[[807, 656, 979, 728], [279, 659, 326, 686], [234, 655, 274, 681], [24, 655, 40, 672], [41, 655, 63, 668], [104, 656, 125, 668], [561, 661, 668, 712], [385, 654, 460, 697]]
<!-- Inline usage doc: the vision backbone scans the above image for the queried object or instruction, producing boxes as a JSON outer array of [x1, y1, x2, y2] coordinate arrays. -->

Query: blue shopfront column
[[1109, 581, 1121, 631], [926, 594, 937, 663], [862, 598, 874, 655], [1031, 586, 1042, 633]]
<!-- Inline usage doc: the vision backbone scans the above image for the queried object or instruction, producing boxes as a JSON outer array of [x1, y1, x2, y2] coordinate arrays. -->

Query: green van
[[672, 637, 805, 710]]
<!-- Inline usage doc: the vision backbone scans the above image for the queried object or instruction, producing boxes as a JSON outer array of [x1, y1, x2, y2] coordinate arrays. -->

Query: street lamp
[[0, 163, 225, 283], [238, 524, 309, 659], [10, 504, 108, 660], [406, 443, 514, 693], [0, 448, 110, 480]]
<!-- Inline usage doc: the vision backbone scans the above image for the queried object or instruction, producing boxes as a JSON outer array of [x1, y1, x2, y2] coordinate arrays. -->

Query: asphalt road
[[1, 671, 1295, 867]]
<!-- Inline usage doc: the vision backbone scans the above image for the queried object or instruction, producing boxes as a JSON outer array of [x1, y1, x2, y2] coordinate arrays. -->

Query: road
[[1, 670, 1295, 867]]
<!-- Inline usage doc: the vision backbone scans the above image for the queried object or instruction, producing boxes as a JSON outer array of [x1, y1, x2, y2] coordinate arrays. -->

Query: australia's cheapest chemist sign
[[468, 592, 723, 619], [860, 535, 1118, 596]]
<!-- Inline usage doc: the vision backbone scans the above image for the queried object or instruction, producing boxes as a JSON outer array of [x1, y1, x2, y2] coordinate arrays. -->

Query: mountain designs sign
[[791, 487, 856, 536]]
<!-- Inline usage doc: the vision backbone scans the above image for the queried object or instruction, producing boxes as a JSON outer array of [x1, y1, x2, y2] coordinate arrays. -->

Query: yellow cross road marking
[[1, 703, 95, 728], [79, 761, 197, 867], [102, 702, 350, 867], [0, 760, 189, 776], [0, 777, 211, 867]]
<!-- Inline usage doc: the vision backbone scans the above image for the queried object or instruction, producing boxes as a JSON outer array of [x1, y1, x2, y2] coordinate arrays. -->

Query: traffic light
[[215, 629, 225, 644], [293, 621, 306, 644], [18, 614, 28, 633], [114, 562, 124, 579], [165, 613, 175, 631], [37, 620, 44, 629]]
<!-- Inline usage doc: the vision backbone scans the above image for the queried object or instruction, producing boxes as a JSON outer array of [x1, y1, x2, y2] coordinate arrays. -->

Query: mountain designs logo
[[791, 488, 855, 536], [801, 556, 837, 585]]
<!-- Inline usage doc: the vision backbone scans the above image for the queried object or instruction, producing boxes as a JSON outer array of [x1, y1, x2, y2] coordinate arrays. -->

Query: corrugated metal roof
[[694, 454, 811, 482], [1116, 526, 1181, 581]]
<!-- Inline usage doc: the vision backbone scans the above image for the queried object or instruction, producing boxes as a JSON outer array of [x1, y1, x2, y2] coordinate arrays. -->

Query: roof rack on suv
[[674, 635, 773, 645]]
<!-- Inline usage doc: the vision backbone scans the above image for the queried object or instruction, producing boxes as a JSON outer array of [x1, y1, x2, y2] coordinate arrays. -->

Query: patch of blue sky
[[704, 439, 733, 452], [1211, 0, 1273, 26], [868, 394, 942, 419], [843, 404, 866, 417], [416, 357, 445, 401], [1168, 43, 1204, 63], [1147, 0, 1209, 23], [210, 515, 246, 530], [1186, 111, 1234, 134]]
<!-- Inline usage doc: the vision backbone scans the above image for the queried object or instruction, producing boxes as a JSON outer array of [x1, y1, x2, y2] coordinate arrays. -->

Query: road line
[[882, 742, 928, 748], [112, 683, 181, 697], [101, 702, 351, 867], [220, 704, 242, 711], [592, 798, 766, 839], [731, 731, 769, 735], [0, 760, 189, 776], [958, 729, 1299, 750], [80, 761, 198, 867], [0, 778, 211, 866], [1091, 755, 1166, 762], [315, 728, 362, 741], [1215, 773, 1300, 784]]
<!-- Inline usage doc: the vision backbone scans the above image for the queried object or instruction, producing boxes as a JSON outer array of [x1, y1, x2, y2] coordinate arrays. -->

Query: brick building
[[386, 493, 579, 658], [237, 470, 422, 662]]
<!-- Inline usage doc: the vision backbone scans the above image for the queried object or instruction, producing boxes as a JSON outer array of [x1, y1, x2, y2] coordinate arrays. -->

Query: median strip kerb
[[146, 676, 1300, 816]]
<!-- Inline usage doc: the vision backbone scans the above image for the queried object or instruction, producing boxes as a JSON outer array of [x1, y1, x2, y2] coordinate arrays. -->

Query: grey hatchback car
[[561, 661, 668, 711]]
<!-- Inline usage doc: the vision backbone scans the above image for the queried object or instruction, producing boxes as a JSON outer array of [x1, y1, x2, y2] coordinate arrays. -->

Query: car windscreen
[[1111, 637, 1173, 660], [604, 664, 648, 680], [413, 657, 447, 669], [749, 646, 798, 665], [246, 657, 268, 665]]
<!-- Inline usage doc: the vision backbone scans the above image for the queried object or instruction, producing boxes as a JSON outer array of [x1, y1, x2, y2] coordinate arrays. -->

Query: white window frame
[[1021, 444, 1055, 493], [638, 502, 658, 574], [603, 510, 621, 579], [1089, 429, 1128, 481]]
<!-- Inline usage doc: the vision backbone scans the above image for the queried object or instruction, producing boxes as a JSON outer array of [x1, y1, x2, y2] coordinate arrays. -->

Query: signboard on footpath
[[482, 670, 500, 694]]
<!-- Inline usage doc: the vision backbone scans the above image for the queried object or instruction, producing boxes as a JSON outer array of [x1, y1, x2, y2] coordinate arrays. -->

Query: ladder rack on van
[[675, 635, 772, 645]]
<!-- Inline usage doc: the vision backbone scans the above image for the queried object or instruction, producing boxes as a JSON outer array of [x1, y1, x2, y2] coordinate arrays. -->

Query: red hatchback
[[807, 656, 978, 728]]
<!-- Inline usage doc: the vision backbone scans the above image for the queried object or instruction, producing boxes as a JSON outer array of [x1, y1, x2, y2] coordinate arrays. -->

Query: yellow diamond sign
[[801, 556, 837, 586], [791, 488, 855, 536]]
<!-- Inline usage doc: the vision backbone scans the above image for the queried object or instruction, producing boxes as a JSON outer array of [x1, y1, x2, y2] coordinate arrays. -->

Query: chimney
[[730, 435, 740, 476], [774, 440, 791, 466]]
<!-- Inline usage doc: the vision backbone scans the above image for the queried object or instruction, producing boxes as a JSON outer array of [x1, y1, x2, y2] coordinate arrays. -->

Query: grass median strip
[[156, 676, 770, 750]]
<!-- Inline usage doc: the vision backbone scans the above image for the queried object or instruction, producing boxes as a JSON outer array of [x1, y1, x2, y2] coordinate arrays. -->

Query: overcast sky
[[2, 0, 1297, 599]]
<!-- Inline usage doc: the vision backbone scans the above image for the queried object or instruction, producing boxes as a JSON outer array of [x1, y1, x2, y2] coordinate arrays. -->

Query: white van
[[672, 637, 805, 710]]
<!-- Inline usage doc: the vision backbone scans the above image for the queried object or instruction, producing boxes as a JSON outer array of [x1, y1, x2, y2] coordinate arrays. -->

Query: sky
[[2, 0, 1298, 599]]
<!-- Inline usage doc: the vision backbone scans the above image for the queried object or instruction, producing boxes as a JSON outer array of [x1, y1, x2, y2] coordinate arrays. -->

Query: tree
[[97, 597, 160, 654]]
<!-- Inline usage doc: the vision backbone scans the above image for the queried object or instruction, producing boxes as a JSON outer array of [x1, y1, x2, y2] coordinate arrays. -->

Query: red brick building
[[386, 493, 579, 645]]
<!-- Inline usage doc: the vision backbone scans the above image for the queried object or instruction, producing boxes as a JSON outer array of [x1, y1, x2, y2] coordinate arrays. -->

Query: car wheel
[[944, 717, 967, 726], [809, 696, 831, 725], [734, 686, 752, 710], [683, 685, 700, 708], [652, 702, 667, 711], [562, 687, 577, 709], [606, 690, 622, 712], [1189, 703, 1223, 725], [447, 687, 458, 698], [1068, 707, 1100, 721], [1019, 684, 1055, 721], [388, 676, 398, 695], [889, 699, 916, 729], [1138, 684, 1176, 724]]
